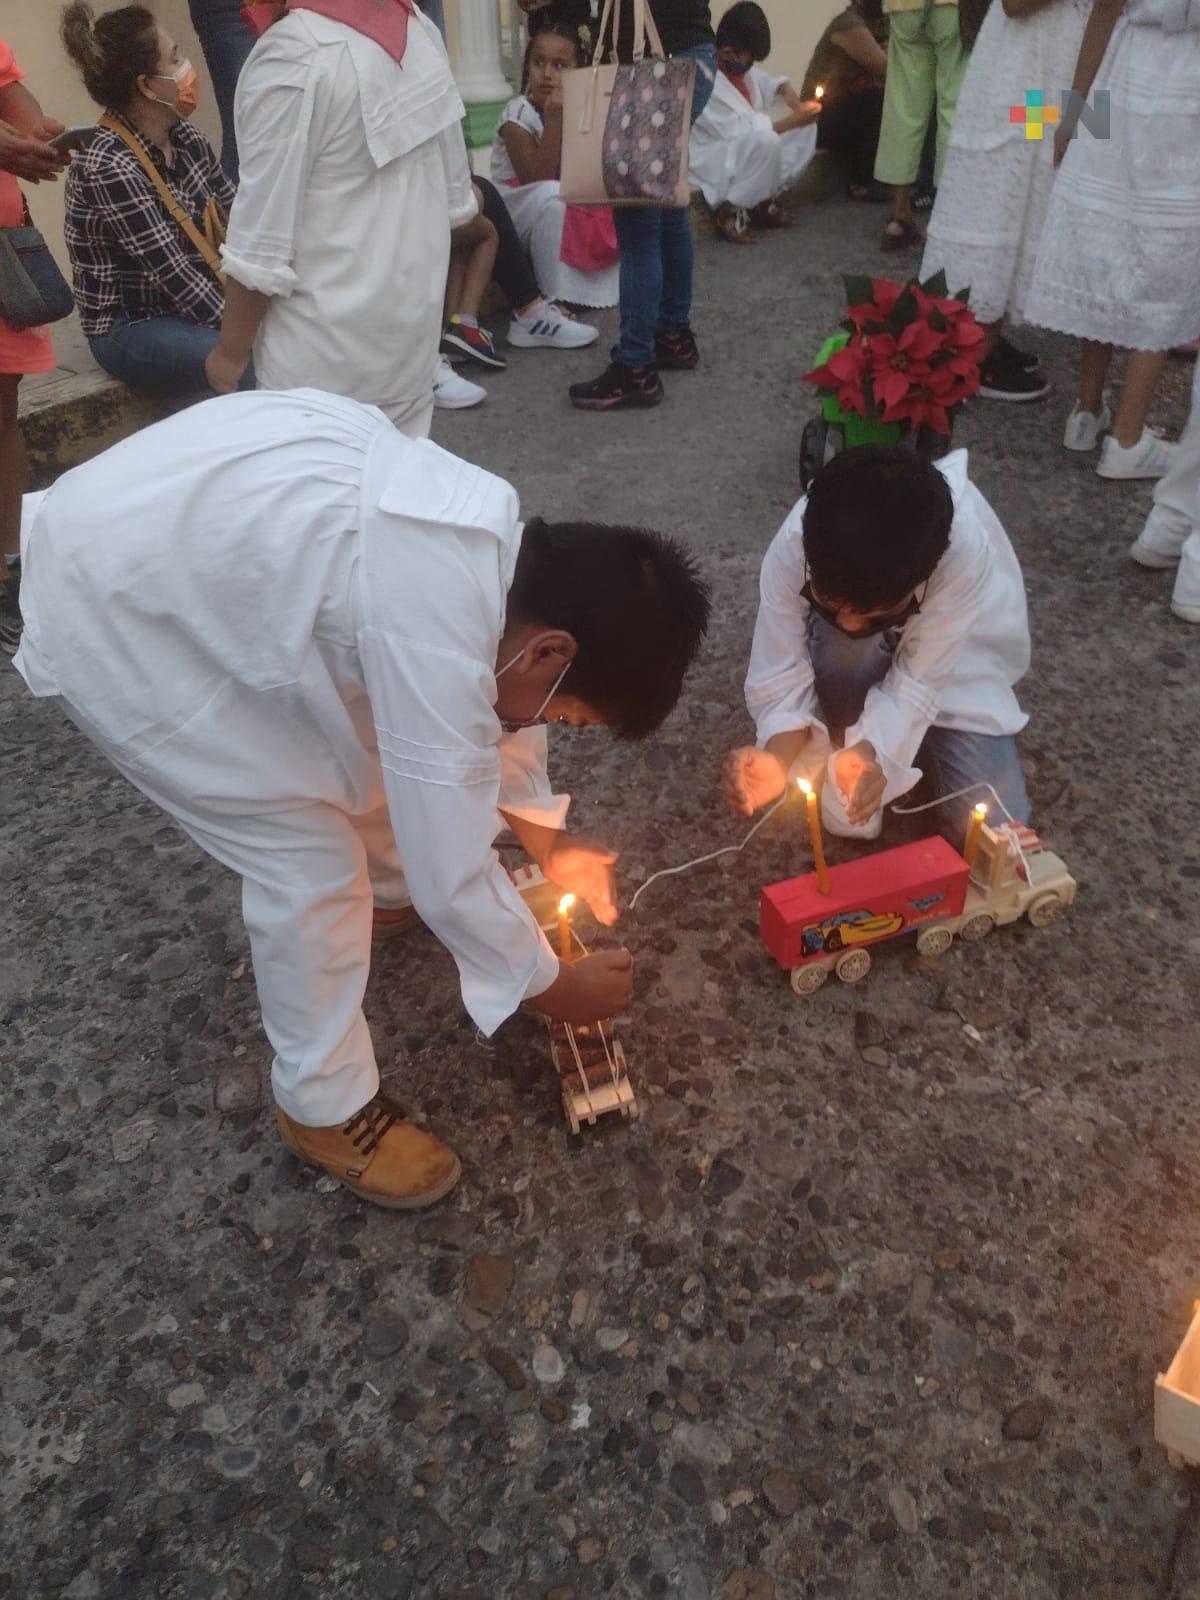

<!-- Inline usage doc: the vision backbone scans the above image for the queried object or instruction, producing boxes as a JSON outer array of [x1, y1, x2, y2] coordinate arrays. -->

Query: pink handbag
[[559, 0, 697, 209]]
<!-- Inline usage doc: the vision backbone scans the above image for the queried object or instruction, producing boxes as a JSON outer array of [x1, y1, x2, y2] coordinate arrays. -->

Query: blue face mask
[[723, 58, 752, 77], [495, 648, 573, 734]]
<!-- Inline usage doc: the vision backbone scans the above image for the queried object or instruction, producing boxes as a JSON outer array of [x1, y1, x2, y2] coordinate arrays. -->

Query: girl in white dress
[[1025, 0, 1200, 479], [920, 0, 1091, 402], [490, 17, 619, 309]]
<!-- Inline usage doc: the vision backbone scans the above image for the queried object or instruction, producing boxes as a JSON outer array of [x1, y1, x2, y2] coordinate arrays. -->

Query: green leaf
[[890, 286, 920, 330], [920, 267, 949, 299], [842, 273, 875, 309]]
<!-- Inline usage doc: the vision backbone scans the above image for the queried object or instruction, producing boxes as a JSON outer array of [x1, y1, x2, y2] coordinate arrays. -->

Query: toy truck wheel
[[834, 948, 871, 984], [916, 925, 953, 956], [959, 912, 996, 943], [790, 964, 829, 996], [1027, 893, 1064, 928]]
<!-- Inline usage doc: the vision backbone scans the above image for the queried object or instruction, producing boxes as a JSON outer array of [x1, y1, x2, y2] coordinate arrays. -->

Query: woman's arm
[[0, 79, 66, 182], [1054, 0, 1125, 161], [828, 23, 889, 79]]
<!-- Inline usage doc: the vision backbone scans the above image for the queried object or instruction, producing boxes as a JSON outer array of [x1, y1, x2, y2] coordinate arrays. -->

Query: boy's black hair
[[716, 1, 772, 59], [508, 520, 710, 739], [802, 445, 955, 612], [521, 12, 586, 92]]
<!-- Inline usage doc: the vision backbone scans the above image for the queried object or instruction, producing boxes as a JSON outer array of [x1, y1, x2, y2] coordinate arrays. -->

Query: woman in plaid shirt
[[62, 3, 238, 393]]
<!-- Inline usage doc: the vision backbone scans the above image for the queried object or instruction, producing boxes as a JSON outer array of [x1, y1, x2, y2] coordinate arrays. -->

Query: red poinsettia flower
[[804, 340, 868, 414]]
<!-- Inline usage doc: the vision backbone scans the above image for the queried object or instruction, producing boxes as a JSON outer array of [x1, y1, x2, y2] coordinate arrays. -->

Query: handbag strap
[[98, 113, 226, 282], [591, 0, 666, 64]]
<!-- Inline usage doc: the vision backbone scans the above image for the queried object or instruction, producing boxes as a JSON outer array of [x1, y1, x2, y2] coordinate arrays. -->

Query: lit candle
[[557, 893, 576, 961], [962, 802, 988, 868], [815, 84, 825, 100], [798, 779, 830, 895]]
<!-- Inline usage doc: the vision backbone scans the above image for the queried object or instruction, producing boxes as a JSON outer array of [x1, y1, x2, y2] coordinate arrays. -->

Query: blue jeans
[[188, 0, 255, 183], [612, 41, 716, 367], [89, 316, 246, 393], [808, 613, 1031, 844]]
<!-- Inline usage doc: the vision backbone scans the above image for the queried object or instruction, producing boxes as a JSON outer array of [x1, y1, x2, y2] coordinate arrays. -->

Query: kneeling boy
[[724, 445, 1031, 844]]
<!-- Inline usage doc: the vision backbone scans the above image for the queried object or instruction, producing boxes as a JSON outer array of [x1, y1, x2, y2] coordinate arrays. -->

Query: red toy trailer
[[761, 821, 1076, 994]]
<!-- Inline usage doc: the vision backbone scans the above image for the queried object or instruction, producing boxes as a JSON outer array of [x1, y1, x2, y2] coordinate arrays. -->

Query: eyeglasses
[[801, 577, 926, 639]]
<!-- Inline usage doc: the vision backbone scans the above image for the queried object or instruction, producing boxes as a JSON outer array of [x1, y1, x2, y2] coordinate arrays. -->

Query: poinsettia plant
[[804, 270, 986, 440]]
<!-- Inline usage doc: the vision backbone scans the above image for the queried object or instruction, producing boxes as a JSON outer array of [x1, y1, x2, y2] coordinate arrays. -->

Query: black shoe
[[0, 559, 22, 658], [654, 327, 700, 371], [569, 360, 664, 411], [978, 347, 1050, 403], [994, 335, 1039, 372]]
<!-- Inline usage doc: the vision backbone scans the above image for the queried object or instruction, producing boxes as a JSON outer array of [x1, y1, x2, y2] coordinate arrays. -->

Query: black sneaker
[[978, 348, 1050, 403], [994, 335, 1039, 373], [569, 360, 664, 411], [0, 559, 22, 658], [655, 327, 700, 371]]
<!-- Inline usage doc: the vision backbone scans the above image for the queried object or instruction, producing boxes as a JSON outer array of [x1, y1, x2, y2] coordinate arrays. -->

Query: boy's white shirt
[[14, 389, 566, 1038], [689, 67, 814, 209], [745, 449, 1031, 803]]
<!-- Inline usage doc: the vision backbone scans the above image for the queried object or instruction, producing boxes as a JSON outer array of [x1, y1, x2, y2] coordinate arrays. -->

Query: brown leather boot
[[275, 1092, 461, 1209], [371, 903, 423, 942]]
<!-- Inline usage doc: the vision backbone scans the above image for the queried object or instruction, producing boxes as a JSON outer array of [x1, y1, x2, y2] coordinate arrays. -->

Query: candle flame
[[815, 84, 825, 99], [798, 778, 813, 795], [973, 802, 988, 818], [558, 893, 576, 913]]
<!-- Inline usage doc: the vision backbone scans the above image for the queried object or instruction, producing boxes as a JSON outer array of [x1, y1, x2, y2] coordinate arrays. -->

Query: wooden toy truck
[[761, 818, 1076, 994], [1156, 1302, 1200, 1469], [522, 873, 640, 1136]]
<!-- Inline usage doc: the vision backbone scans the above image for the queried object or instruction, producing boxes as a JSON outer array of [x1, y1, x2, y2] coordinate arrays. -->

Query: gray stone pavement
[[3, 196, 1200, 1600]]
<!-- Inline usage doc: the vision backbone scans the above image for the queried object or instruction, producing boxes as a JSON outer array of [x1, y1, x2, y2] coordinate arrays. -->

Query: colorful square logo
[[1009, 90, 1060, 140]]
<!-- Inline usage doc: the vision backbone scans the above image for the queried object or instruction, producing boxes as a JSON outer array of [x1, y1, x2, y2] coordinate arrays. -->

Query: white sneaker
[[1129, 506, 1190, 569], [432, 355, 485, 410], [1171, 536, 1200, 621], [820, 775, 883, 840], [1096, 428, 1178, 481], [1063, 401, 1111, 452], [508, 301, 599, 351]]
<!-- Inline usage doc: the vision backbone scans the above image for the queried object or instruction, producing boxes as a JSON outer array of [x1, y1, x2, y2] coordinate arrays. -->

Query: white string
[[628, 793, 790, 911], [890, 780, 1016, 825]]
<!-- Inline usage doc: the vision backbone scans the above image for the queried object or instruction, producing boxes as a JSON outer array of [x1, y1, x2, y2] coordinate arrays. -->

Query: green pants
[[874, 5, 967, 189]]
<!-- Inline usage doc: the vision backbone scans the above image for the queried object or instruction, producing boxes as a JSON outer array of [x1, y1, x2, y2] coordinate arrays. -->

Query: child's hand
[[543, 833, 619, 926], [723, 747, 787, 818], [832, 741, 885, 826], [530, 948, 634, 1025]]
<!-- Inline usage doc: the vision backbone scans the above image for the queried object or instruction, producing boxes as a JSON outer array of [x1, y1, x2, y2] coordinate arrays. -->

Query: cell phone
[[49, 126, 99, 153]]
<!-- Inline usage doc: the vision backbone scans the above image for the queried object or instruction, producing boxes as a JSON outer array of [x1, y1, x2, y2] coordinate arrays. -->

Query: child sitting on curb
[[689, 1, 821, 243], [723, 444, 1032, 846]]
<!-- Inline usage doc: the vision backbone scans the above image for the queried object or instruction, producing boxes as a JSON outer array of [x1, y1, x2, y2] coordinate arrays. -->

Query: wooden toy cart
[[545, 1015, 639, 1135]]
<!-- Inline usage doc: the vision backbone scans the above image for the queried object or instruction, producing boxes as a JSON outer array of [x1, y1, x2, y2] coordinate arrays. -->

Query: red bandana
[[247, 0, 416, 60]]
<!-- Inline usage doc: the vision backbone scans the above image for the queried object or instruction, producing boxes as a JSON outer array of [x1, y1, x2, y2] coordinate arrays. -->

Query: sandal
[[880, 218, 925, 252], [846, 179, 889, 203], [711, 201, 756, 243]]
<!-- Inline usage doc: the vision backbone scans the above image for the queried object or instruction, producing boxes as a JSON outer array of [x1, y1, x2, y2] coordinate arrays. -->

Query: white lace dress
[[1024, 0, 1200, 350], [920, 0, 1091, 327]]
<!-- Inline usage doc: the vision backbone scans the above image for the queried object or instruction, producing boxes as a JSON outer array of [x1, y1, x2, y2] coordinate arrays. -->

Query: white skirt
[[1024, 17, 1200, 350], [920, 0, 1091, 326], [498, 181, 619, 309]]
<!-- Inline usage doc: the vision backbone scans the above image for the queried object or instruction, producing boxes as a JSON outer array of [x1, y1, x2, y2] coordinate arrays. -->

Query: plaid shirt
[[65, 117, 235, 338]]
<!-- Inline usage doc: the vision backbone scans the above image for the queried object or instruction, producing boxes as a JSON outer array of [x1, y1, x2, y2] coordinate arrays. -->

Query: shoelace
[[342, 1093, 404, 1157]]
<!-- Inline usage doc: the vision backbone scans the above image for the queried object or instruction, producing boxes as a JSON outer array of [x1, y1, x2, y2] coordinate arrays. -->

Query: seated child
[[434, 182, 504, 411], [723, 445, 1032, 847], [490, 15, 620, 310], [690, 1, 821, 243]]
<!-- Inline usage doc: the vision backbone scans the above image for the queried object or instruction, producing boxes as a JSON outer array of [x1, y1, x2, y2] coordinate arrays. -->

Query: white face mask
[[496, 647, 572, 733]]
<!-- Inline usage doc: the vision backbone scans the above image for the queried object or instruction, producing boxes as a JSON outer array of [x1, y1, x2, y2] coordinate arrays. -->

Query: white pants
[[1138, 364, 1200, 611], [73, 714, 406, 1127], [499, 181, 619, 309]]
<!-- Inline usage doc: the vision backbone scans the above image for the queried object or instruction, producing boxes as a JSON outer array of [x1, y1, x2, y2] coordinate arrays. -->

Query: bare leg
[[1112, 349, 1169, 447], [456, 219, 499, 322], [444, 245, 467, 320], [0, 375, 25, 563], [1078, 339, 1114, 416], [883, 183, 916, 240]]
